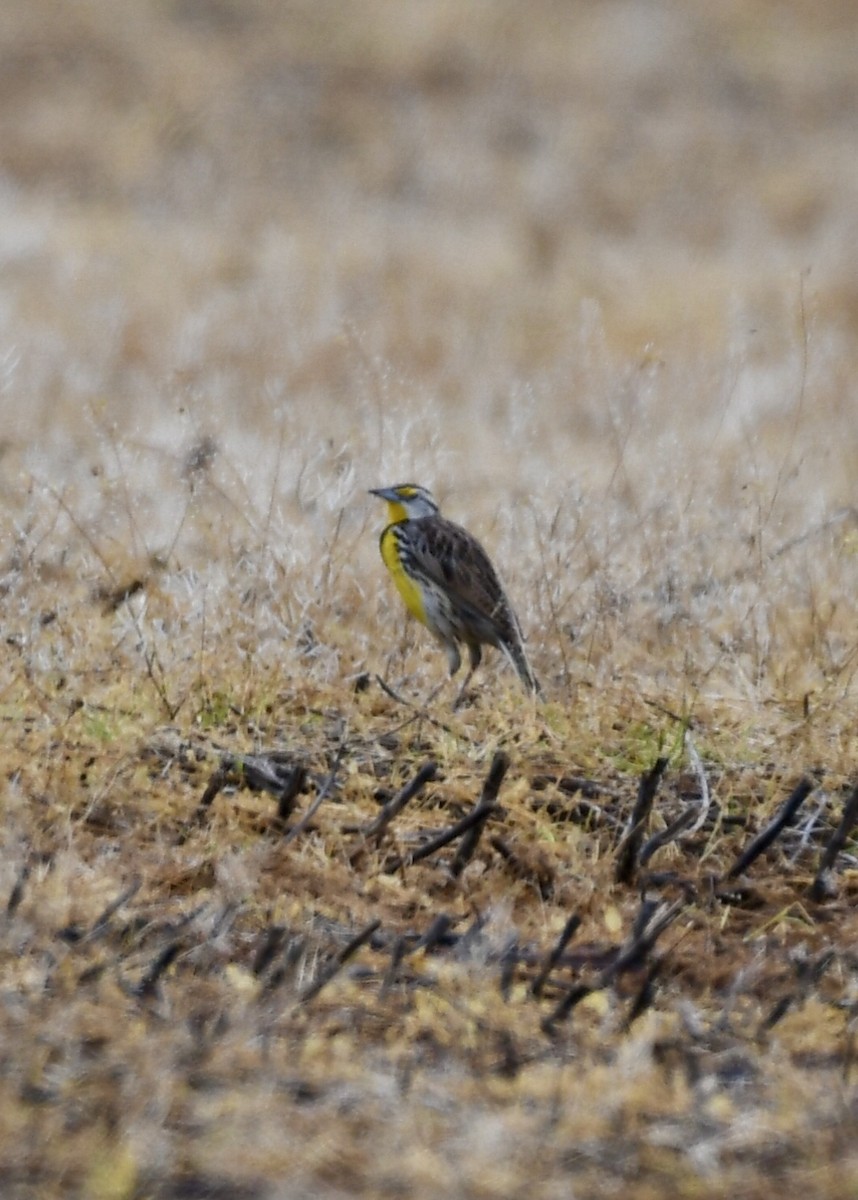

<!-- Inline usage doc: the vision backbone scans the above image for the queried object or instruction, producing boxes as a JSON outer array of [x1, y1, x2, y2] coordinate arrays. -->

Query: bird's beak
[[368, 487, 398, 502]]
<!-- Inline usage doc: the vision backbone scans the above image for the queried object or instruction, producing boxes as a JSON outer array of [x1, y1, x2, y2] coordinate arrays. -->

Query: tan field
[[1, 2, 858, 1196]]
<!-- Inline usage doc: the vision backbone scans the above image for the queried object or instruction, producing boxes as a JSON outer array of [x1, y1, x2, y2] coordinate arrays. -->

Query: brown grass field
[[2, 2, 858, 1196]]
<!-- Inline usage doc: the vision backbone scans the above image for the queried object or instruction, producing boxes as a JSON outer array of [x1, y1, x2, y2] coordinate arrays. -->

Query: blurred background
[[0, 0, 856, 675], [2, 0, 856, 426]]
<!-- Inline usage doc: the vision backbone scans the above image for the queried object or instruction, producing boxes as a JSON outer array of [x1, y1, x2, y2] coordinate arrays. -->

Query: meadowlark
[[369, 483, 540, 707]]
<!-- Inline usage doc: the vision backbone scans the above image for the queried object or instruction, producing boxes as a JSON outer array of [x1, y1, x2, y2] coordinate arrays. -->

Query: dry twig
[[615, 757, 669, 885], [810, 781, 858, 901], [726, 777, 814, 879]]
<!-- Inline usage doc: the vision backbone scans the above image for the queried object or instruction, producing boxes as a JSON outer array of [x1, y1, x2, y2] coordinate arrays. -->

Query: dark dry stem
[[490, 835, 554, 899], [810, 780, 858, 901], [478, 751, 511, 804], [415, 914, 456, 953], [639, 805, 699, 866], [543, 897, 685, 1032], [380, 935, 408, 996], [382, 752, 509, 874], [252, 925, 290, 978], [360, 761, 439, 840], [183, 752, 308, 838], [281, 741, 347, 846], [135, 941, 182, 998], [298, 919, 382, 1005], [726, 776, 814, 879], [383, 801, 499, 872], [622, 957, 664, 1029], [450, 751, 511, 876], [83, 876, 142, 942], [615, 756, 670, 885], [185, 763, 231, 836], [275, 765, 309, 824], [238, 753, 306, 796], [757, 950, 836, 1035], [530, 913, 582, 998], [449, 803, 497, 877], [6, 864, 29, 916], [550, 774, 621, 800]]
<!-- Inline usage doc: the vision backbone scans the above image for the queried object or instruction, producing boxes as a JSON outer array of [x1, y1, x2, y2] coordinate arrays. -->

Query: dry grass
[[2, 2, 858, 1196]]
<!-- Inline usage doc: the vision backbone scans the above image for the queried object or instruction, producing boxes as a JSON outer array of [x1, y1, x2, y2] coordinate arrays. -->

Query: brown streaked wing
[[408, 518, 520, 641]]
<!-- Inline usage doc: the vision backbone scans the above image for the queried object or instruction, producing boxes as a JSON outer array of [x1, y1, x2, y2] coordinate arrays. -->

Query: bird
[[369, 483, 540, 707]]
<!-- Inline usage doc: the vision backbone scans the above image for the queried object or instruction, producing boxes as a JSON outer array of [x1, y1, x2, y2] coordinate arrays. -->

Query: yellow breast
[[380, 526, 427, 625]]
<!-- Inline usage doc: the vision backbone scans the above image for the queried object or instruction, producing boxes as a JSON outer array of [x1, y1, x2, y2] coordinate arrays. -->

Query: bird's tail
[[499, 625, 541, 696]]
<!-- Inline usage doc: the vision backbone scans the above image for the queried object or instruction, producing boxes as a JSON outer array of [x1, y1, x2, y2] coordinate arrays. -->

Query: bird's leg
[[451, 643, 481, 711], [416, 639, 461, 708]]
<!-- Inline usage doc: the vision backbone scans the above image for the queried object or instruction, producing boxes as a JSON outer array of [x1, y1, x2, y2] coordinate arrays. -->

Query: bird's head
[[369, 483, 440, 523]]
